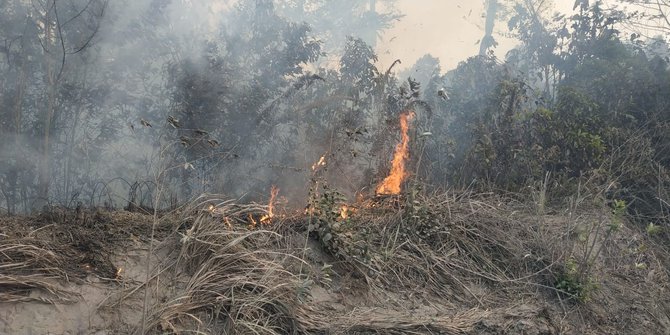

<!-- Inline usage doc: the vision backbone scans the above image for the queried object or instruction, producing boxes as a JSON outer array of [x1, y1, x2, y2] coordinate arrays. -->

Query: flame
[[260, 186, 279, 224], [376, 111, 415, 195], [248, 214, 258, 229], [340, 205, 349, 220], [339, 205, 356, 220], [312, 155, 326, 171]]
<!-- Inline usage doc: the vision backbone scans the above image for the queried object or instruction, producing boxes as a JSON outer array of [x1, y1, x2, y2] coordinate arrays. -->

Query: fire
[[340, 205, 349, 220], [248, 214, 258, 229], [260, 185, 279, 224], [339, 205, 356, 220], [312, 155, 326, 171], [376, 111, 415, 195]]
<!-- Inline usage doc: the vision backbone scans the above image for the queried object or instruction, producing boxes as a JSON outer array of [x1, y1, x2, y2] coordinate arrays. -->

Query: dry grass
[[138, 198, 319, 334], [1, 190, 669, 334], [136, 192, 540, 334], [323, 307, 490, 335], [0, 209, 172, 305], [0, 239, 80, 303], [297, 192, 562, 306]]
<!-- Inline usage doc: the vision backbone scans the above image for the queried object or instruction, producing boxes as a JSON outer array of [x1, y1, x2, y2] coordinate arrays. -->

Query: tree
[[401, 54, 441, 90], [0, 0, 107, 211], [480, 0, 500, 55], [32, 0, 107, 207], [0, 2, 36, 213], [615, 0, 670, 36], [166, 0, 322, 200], [506, 0, 561, 97], [276, 0, 401, 54]]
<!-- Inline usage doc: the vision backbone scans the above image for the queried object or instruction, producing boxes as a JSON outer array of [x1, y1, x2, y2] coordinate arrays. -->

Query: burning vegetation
[[376, 111, 415, 195], [260, 185, 279, 224]]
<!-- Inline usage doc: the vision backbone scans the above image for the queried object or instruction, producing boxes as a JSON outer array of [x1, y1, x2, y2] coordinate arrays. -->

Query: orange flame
[[340, 205, 349, 220], [260, 186, 279, 224], [248, 214, 258, 229], [312, 155, 326, 171], [339, 205, 356, 220], [376, 111, 415, 195]]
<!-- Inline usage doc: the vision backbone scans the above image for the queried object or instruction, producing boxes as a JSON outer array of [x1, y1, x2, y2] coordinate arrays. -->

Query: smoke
[[26, 0, 387, 209], [0, 0, 584, 213]]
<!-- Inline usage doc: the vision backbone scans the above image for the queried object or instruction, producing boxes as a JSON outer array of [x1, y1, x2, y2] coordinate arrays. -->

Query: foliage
[[276, 0, 402, 50], [306, 184, 370, 261], [402, 2, 670, 245], [550, 196, 627, 304], [1, 0, 670, 250], [555, 257, 594, 302]]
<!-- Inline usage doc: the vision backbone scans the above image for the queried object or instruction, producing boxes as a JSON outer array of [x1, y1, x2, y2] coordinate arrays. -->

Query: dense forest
[[1, 0, 669, 220], [0, 0, 670, 219]]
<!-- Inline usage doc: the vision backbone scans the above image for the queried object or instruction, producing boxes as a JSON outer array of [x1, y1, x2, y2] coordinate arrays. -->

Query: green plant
[[646, 222, 662, 236], [405, 185, 442, 242], [315, 263, 333, 288], [610, 199, 626, 230], [560, 197, 625, 303], [555, 258, 595, 302], [307, 187, 345, 254], [305, 185, 370, 262]]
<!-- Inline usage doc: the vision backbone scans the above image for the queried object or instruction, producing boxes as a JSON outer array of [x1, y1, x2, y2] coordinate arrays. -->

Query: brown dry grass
[[1, 190, 669, 334], [0, 209, 173, 304]]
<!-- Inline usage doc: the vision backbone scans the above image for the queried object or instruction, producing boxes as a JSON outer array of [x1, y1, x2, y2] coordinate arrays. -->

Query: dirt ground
[[0, 198, 669, 335]]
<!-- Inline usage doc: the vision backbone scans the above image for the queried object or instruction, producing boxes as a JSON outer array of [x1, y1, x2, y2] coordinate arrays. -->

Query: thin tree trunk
[[7, 48, 28, 214], [479, 0, 498, 56], [64, 69, 88, 202], [37, 5, 57, 208], [38, 71, 56, 207]]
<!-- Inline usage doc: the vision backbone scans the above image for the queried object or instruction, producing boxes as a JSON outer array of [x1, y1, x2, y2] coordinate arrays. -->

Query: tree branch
[[67, 0, 107, 55], [62, 0, 96, 27], [54, 0, 67, 80], [655, 0, 670, 29]]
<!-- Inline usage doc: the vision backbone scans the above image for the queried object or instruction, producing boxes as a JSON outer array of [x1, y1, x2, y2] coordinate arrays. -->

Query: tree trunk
[[479, 0, 498, 56], [6, 47, 28, 213], [37, 6, 57, 209]]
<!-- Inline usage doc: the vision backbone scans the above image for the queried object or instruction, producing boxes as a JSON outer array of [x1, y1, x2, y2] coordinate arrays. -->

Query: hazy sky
[[377, 0, 576, 73]]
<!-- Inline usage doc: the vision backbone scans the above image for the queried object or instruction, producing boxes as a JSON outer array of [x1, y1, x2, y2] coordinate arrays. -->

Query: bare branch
[[54, 0, 67, 80], [655, 0, 670, 28], [62, 0, 96, 27], [68, 0, 107, 55]]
